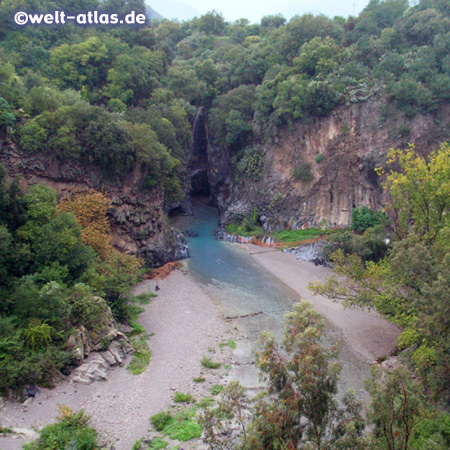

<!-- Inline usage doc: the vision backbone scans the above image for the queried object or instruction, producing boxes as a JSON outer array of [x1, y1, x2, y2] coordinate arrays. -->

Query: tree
[[382, 143, 450, 244], [260, 15, 286, 34], [388, 78, 436, 117], [209, 85, 256, 152], [201, 381, 249, 450], [197, 10, 226, 36], [50, 37, 109, 91], [310, 143, 450, 401], [279, 14, 343, 63], [58, 190, 113, 260], [97, 250, 142, 320], [241, 301, 366, 450], [293, 37, 342, 78], [366, 365, 426, 450], [351, 206, 388, 232], [0, 97, 15, 131]]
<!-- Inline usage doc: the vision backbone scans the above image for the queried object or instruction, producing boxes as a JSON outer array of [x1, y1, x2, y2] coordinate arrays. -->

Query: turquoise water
[[172, 199, 371, 400], [173, 200, 299, 339]]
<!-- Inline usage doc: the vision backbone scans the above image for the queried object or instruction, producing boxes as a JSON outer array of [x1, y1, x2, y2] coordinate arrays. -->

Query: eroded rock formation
[[210, 99, 450, 229], [0, 142, 187, 267]]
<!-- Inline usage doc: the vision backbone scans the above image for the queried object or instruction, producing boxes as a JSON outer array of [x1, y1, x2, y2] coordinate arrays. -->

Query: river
[[172, 198, 374, 403]]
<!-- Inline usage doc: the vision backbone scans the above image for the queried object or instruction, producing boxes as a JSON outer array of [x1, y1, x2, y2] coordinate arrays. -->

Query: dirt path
[[0, 270, 228, 450], [248, 245, 401, 362]]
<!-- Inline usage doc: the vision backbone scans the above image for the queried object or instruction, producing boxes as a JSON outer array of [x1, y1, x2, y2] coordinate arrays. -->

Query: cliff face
[[0, 141, 187, 267], [3, 97, 449, 264], [211, 99, 450, 230]]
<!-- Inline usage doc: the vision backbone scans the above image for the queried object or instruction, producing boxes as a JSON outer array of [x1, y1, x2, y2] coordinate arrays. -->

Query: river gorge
[[0, 199, 400, 450]]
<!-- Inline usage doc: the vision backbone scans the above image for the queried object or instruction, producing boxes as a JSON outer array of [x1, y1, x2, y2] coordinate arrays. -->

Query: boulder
[[284, 240, 330, 267], [71, 354, 109, 384], [101, 341, 126, 366]]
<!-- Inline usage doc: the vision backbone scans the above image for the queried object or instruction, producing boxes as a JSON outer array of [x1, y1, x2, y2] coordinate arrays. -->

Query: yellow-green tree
[[310, 142, 450, 400], [58, 190, 112, 260], [382, 143, 450, 243]]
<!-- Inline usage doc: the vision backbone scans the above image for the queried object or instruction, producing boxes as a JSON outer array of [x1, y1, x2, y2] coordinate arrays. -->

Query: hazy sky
[[185, 0, 370, 23]]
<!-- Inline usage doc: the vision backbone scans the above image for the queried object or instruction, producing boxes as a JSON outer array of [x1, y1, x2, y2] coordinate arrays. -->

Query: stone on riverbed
[[71, 354, 109, 384], [71, 335, 134, 384]]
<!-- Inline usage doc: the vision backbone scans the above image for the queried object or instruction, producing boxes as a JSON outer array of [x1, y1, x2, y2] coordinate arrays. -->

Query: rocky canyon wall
[[211, 98, 450, 231], [0, 141, 187, 267]]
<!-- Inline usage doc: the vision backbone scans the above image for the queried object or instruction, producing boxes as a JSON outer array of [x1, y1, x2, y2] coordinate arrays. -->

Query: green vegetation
[[201, 357, 221, 369], [150, 412, 173, 432], [174, 392, 195, 403], [193, 376, 206, 383], [219, 339, 237, 349], [148, 437, 168, 450], [351, 205, 388, 232], [411, 412, 450, 449], [315, 153, 324, 164], [311, 143, 450, 402], [201, 303, 366, 449], [274, 227, 323, 243], [126, 292, 154, 375], [197, 397, 214, 408], [150, 408, 202, 442], [232, 146, 265, 181], [292, 161, 314, 182], [210, 384, 224, 396], [24, 406, 99, 450], [225, 222, 264, 237], [0, 179, 146, 392], [0, 0, 449, 433], [127, 335, 152, 375], [0, 0, 447, 201], [225, 221, 324, 245], [201, 302, 450, 450], [325, 225, 390, 263], [163, 420, 202, 442]]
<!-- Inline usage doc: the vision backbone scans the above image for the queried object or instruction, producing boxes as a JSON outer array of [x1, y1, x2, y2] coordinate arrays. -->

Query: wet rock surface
[[283, 240, 331, 267]]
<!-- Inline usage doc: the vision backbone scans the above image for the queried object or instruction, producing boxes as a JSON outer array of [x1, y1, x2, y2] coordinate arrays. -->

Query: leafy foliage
[[310, 143, 450, 401], [150, 408, 202, 442], [174, 392, 195, 403], [24, 406, 99, 450], [366, 365, 427, 450], [0, 177, 145, 392], [201, 356, 221, 369], [201, 302, 367, 450], [232, 146, 265, 181], [351, 205, 388, 232], [58, 190, 112, 260]]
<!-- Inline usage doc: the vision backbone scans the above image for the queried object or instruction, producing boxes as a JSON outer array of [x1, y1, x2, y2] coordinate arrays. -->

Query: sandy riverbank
[[0, 246, 402, 450], [0, 270, 229, 450], [247, 244, 401, 362]]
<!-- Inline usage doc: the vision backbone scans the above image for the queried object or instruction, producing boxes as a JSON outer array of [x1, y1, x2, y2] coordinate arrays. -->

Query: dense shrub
[[315, 153, 324, 163], [0, 179, 143, 392], [232, 146, 265, 181], [24, 407, 99, 450], [351, 206, 388, 232], [325, 225, 390, 263]]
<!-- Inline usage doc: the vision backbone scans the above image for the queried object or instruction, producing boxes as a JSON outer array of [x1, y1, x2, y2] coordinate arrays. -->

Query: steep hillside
[[209, 99, 450, 230], [0, 140, 187, 267]]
